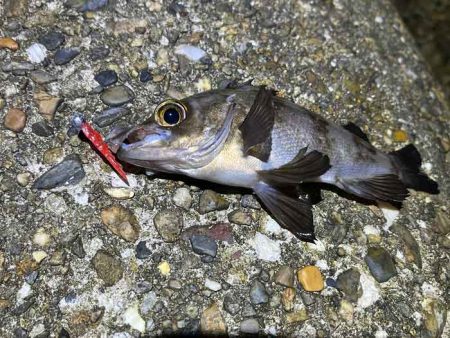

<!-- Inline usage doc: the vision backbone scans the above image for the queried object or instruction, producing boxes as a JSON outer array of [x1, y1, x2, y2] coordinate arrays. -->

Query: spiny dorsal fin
[[257, 147, 331, 185], [343, 122, 371, 144], [254, 182, 315, 242], [239, 86, 275, 162]]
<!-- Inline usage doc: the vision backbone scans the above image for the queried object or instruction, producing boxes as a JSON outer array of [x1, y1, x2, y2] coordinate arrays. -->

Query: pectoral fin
[[239, 86, 276, 162], [254, 182, 315, 242], [343, 122, 371, 144], [257, 147, 331, 185]]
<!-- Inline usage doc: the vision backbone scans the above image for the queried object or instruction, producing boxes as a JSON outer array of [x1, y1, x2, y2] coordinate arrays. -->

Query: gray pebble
[[30, 70, 57, 84], [189, 234, 217, 257], [336, 268, 361, 302], [91, 250, 123, 287], [135, 241, 151, 259], [90, 46, 110, 61], [172, 187, 192, 210], [25, 271, 38, 285], [32, 121, 54, 137], [391, 223, 422, 268], [140, 291, 158, 315], [38, 31, 65, 51], [32, 154, 85, 190], [70, 236, 86, 259], [94, 69, 118, 87], [365, 246, 397, 283], [240, 194, 260, 209], [228, 210, 252, 225], [153, 209, 183, 242], [223, 294, 240, 315], [93, 107, 130, 127], [2, 62, 36, 73], [100, 85, 135, 107], [54, 48, 80, 65], [198, 190, 229, 214], [240, 318, 260, 334], [241, 302, 257, 317], [249, 280, 268, 304], [273, 266, 295, 287]]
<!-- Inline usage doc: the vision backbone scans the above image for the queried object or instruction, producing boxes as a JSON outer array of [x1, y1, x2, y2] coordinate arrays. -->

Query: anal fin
[[254, 182, 315, 242], [257, 147, 331, 185], [339, 174, 409, 202]]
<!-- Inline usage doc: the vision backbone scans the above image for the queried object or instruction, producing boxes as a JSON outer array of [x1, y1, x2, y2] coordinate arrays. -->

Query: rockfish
[[106, 84, 439, 242]]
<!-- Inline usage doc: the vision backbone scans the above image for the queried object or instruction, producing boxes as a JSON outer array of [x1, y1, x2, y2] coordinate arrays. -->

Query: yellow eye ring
[[154, 100, 187, 127]]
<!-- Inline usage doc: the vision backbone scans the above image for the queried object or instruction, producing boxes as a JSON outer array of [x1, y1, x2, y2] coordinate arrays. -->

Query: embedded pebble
[[0, 37, 19, 51], [153, 209, 183, 242], [421, 298, 446, 338], [30, 70, 57, 84], [32, 228, 51, 247], [274, 265, 295, 287], [135, 241, 151, 259], [101, 205, 141, 242], [70, 236, 86, 258], [242, 303, 257, 317], [240, 194, 260, 209], [200, 303, 226, 335], [391, 223, 422, 268], [32, 155, 85, 190], [168, 279, 182, 289], [3, 108, 26, 133], [364, 246, 397, 283], [32, 251, 48, 263], [393, 130, 408, 142], [336, 268, 361, 302], [158, 261, 170, 276], [175, 44, 208, 62], [172, 187, 192, 210], [38, 31, 65, 51], [285, 308, 308, 324], [432, 210, 450, 235], [94, 70, 118, 87], [54, 48, 80, 65], [26, 43, 47, 63], [43, 147, 64, 165], [297, 266, 324, 292], [240, 319, 260, 334], [16, 172, 32, 187], [140, 291, 157, 315], [93, 107, 130, 127], [281, 287, 295, 311], [251, 232, 281, 262], [91, 250, 124, 286], [100, 85, 135, 107], [249, 280, 268, 304], [123, 305, 145, 333], [204, 279, 222, 292], [103, 187, 135, 200], [227, 210, 252, 225], [67, 0, 108, 11], [16, 282, 32, 303], [198, 190, 230, 214], [31, 121, 54, 137], [139, 69, 152, 82], [190, 235, 218, 257], [34, 90, 63, 121], [339, 299, 354, 322]]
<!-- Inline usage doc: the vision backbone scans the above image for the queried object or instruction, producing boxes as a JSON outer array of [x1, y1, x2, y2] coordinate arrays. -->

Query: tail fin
[[390, 144, 439, 194]]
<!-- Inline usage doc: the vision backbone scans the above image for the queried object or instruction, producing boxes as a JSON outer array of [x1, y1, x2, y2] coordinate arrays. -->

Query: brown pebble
[[34, 90, 63, 121], [393, 130, 408, 142], [101, 205, 141, 242], [0, 37, 19, 51], [4, 108, 27, 132], [297, 265, 324, 292]]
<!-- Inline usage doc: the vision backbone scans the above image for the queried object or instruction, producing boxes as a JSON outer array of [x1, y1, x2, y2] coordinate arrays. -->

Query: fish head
[[106, 91, 236, 173]]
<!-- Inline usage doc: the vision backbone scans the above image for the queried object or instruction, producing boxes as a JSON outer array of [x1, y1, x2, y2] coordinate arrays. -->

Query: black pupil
[[163, 108, 180, 125]]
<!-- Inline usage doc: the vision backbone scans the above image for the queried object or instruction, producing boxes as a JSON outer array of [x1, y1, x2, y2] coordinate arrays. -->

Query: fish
[[106, 84, 439, 242]]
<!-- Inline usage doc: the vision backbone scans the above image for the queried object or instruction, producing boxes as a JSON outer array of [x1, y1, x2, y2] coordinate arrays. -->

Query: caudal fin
[[390, 144, 439, 194]]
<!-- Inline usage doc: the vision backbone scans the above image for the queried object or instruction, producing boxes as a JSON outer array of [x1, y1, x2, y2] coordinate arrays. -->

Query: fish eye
[[155, 100, 187, 127]]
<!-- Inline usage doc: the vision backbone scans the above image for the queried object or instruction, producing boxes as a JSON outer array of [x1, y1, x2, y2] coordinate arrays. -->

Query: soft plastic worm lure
[[70, 115, 129, 184]]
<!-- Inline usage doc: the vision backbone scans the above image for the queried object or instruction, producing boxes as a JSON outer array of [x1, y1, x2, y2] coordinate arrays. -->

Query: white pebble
[[104, 187, 135, 200], [32, 250, 48, 263], [33, 228, 51, 247], [357, 273, 380, 309], [123, 304, 146, 333], [251, 232, 281, 262], [27, 43, 47, 64], [172, 187, 192, 210], [175, 44, 207, 62], [17, 282, 32, 303], [204, 278, 222, 291]]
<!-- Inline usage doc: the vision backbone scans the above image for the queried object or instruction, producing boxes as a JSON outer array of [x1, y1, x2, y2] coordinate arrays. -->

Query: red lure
[[73, 117, 129, 184]]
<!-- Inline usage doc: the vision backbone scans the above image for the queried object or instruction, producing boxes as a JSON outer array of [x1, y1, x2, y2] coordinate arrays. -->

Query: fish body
[[107, 84, 439, 241]]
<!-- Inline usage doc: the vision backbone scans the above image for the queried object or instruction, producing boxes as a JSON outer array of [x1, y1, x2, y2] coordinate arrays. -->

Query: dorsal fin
[[239, 86, 275, 162], [343, 122, 371, 144]]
